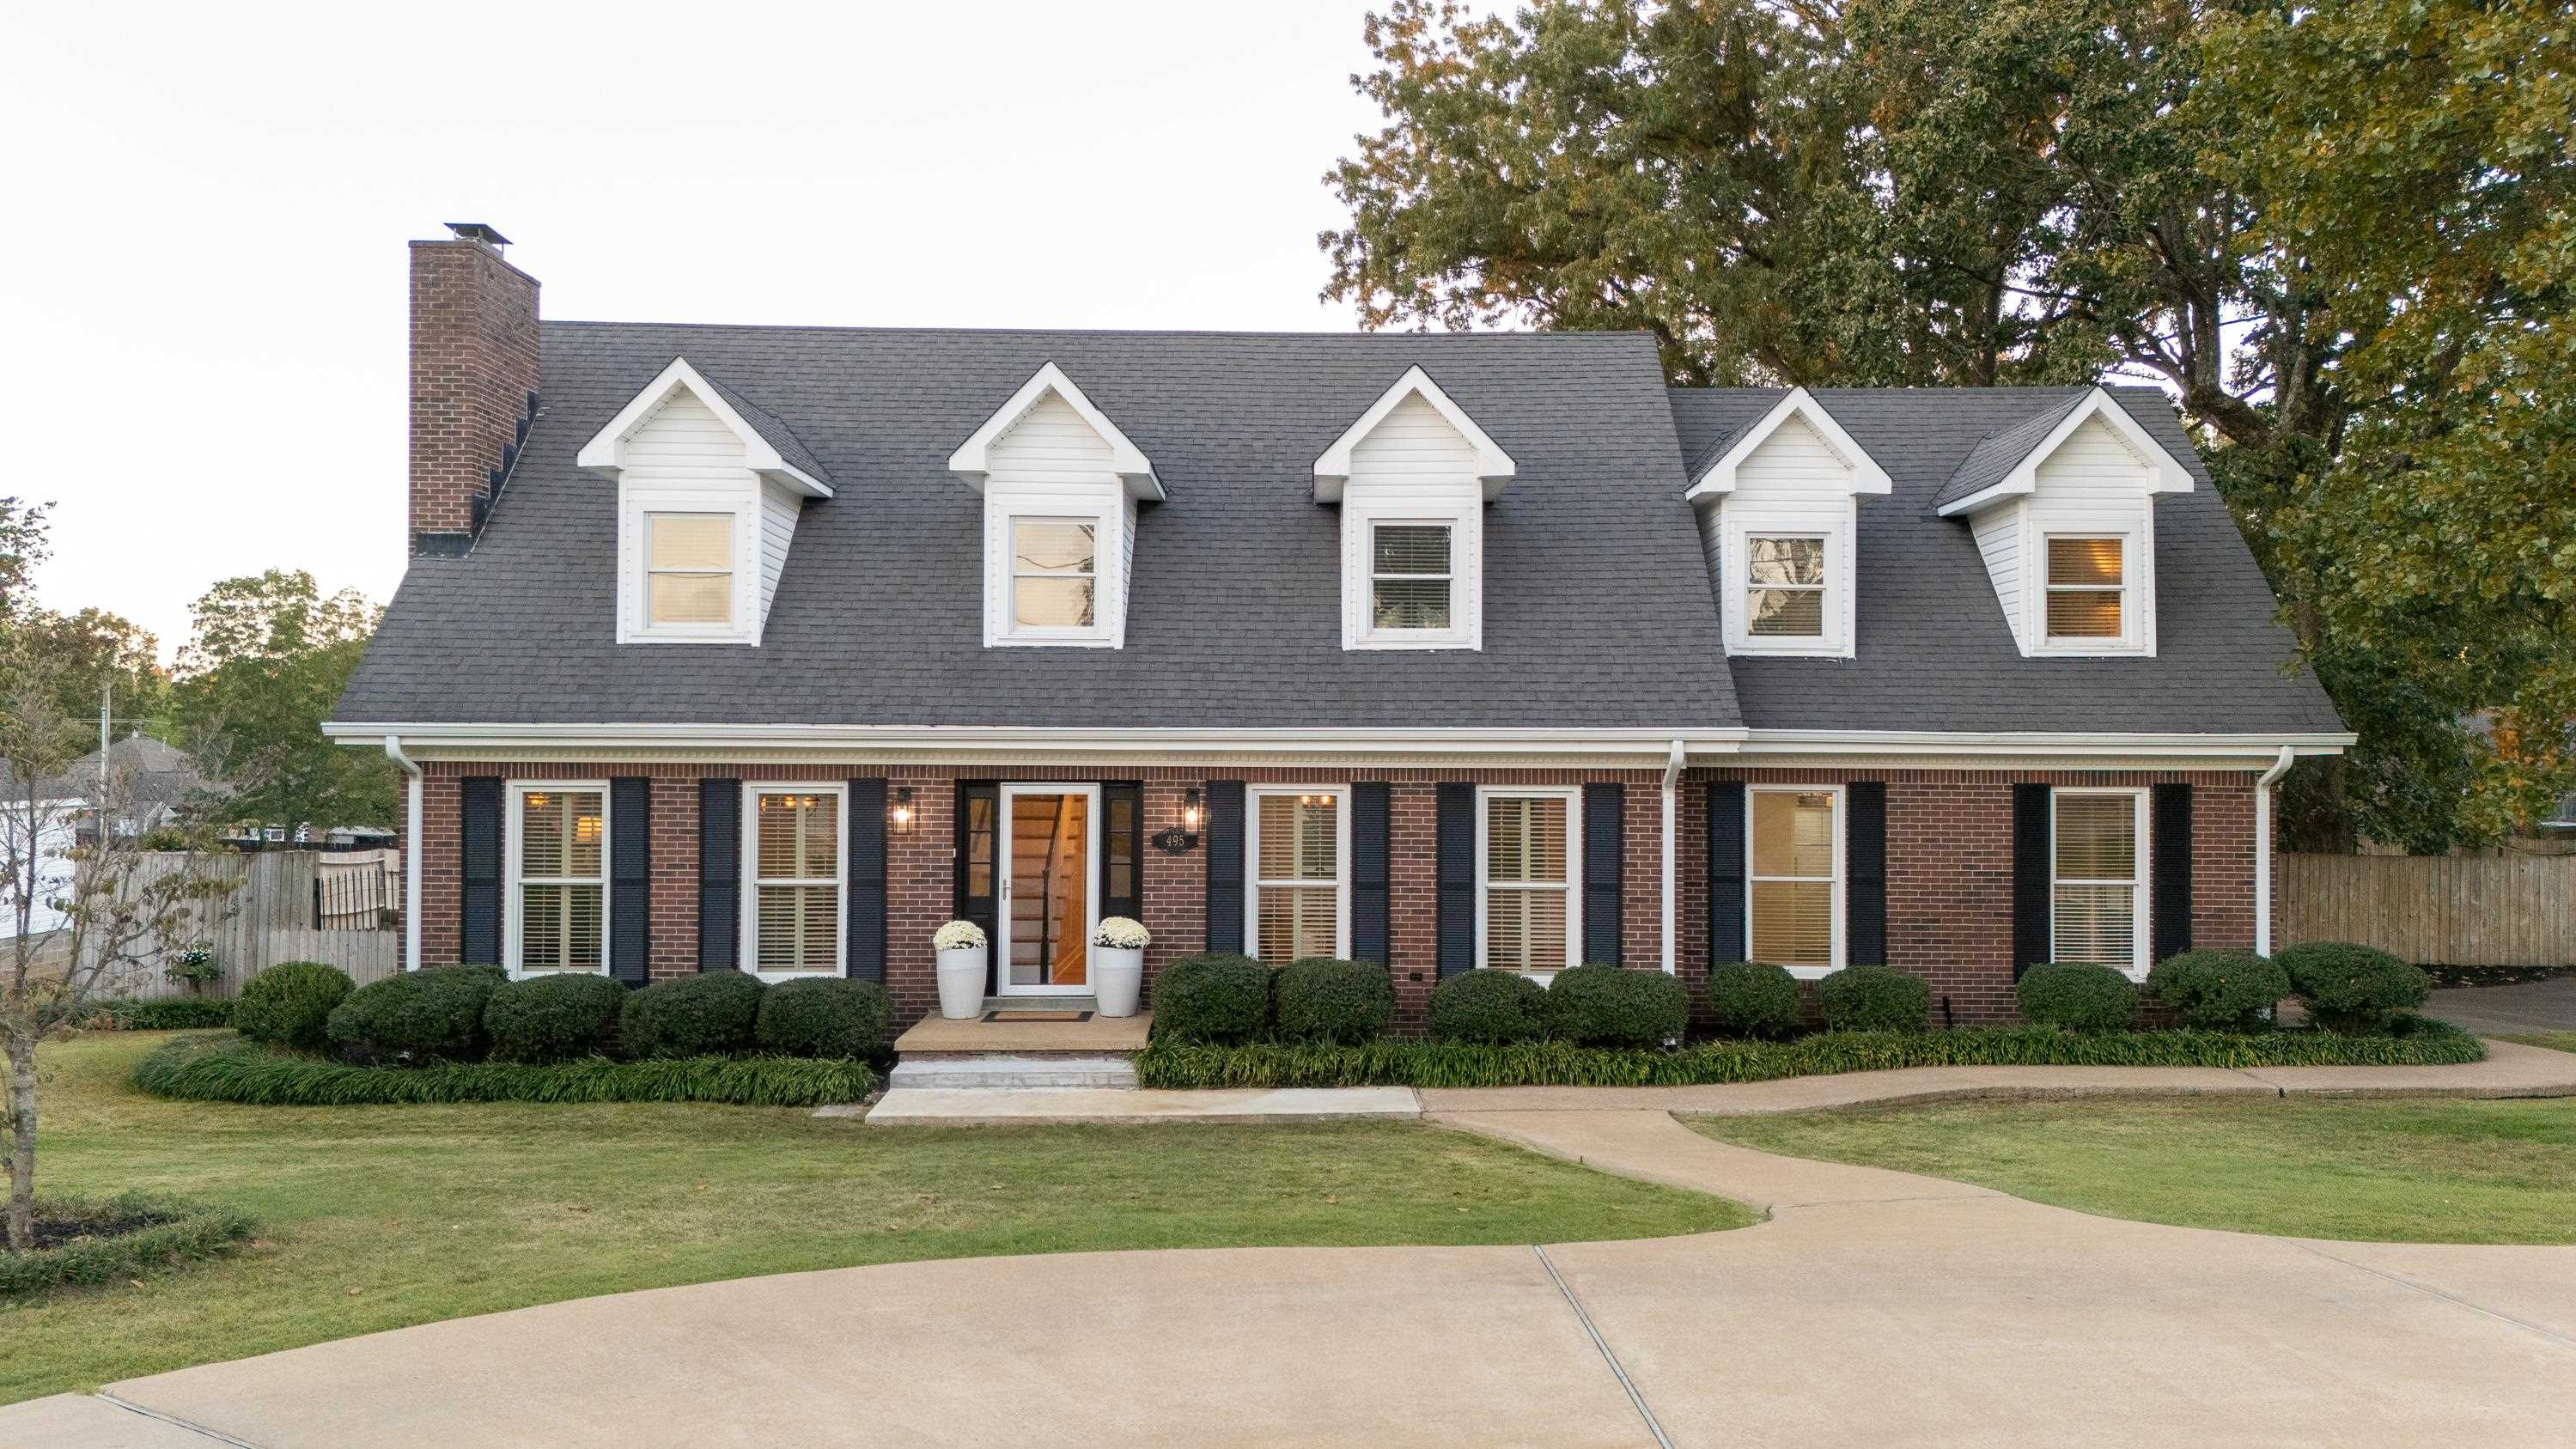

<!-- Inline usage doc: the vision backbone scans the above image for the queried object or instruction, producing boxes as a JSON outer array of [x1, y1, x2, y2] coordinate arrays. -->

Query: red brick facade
[[408, 235, 539, 551], [401, 759, 2266, 1032]]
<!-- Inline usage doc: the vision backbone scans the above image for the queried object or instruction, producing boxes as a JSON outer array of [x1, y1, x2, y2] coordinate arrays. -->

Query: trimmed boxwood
[[1545, 964, 1689, 1047], [101, 998, 234, 1031], [2147, 949, 2291, 1031], [326, 965, 506, 1063], [2016, 963, 2140, 1032], [620, 971, 766, 1058], [0, 1193, 255, 1300], [1817, 965, 1931, 1032], [234, 961, 354, 1052], [484, 972, 630, 1064], [1271, 958, 1395, 1044], [754, 977, 892, 1059], [1149, 953, 1273, 1044], [1426, 969, 1551, 1044], [133, 1035, 875, 1107], [1704, 961, 1802, 1038], [2277, 941, 2431, 1034]]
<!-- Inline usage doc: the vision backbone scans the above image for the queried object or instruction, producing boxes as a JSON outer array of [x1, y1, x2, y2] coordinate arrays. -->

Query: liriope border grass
[[0, 1193, 255, 1299], [132, 1036, 877, 1107], [1135, 1019, 2485, 1089]]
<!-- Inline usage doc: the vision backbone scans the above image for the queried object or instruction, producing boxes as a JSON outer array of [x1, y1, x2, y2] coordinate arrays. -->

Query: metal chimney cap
[[443, 222, 513, 247]]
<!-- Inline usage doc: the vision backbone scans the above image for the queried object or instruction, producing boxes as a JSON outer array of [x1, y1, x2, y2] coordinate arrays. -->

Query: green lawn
[[2504, 1031, 2576, 1055], [1696, 1096, 2576, 1245], [1, 1033, 1748, 1403]]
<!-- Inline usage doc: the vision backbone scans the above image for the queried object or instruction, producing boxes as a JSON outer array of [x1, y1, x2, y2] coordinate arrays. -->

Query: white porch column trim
[[1660, 738, 1684, 974], [2254, 746, 2293, 955], [386, 734, 423, 973]]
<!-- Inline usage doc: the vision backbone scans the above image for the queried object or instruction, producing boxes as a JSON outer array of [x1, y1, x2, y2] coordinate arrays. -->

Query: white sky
[[2, 2, 1398, 658]]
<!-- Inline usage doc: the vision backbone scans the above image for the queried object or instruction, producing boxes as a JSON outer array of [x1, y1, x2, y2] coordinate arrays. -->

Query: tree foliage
[[1325, 0, 2576, 847], [170, 569, 394, 832]]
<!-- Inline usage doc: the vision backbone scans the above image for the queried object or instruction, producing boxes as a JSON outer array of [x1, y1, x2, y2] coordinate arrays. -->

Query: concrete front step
[[887, 1056, 1139, 1090]]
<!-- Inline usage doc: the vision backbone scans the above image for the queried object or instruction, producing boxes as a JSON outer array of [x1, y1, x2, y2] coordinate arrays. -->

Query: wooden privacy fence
[[2277, 852, 2576, 967], [99, 851, 401, 1002]]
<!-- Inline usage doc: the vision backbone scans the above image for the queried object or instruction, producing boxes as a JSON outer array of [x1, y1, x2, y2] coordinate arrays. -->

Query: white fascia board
[[1733, 728, 2354, 758], [947, 362, 1163, 501], [324, 721, 1747, 763], [1312, 364, 1517, 502], [576, 357, 833, 498], [1935, 387, 2192, 518], [1687, 387, 1892, 500]]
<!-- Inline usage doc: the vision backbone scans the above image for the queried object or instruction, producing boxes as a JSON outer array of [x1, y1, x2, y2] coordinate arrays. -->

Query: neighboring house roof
[[1667, 385, 2342, 734], [337, 324, 1743, 732], [0, 735, 216, 815]]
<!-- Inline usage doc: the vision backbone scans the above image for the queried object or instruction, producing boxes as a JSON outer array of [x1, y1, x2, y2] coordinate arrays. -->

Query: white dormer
[[949, 363, 1160, 648], [1685, 388, 1889, 659], [578, 358, 832, 646], [1313, 366, 1514, 651], [1934, 388, 2193, 657]]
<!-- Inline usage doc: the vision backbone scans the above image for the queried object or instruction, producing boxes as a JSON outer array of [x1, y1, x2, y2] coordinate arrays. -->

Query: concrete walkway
[[19, 1051, 2573, 1448]]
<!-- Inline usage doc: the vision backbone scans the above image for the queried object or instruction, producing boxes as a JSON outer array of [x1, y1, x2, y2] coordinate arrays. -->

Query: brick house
[[326, 226, 2350, 1032]]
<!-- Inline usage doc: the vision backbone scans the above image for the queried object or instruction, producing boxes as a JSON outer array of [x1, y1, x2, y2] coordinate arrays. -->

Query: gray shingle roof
[[692, 365, 832, 489], [1670, 384, 2343, 734], [336, 324, 1742, 731], [1930, 393, 2086, 512]]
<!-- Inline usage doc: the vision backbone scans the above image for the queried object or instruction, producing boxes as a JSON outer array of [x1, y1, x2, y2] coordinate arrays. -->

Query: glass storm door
[[997, 784, 1099, 995]]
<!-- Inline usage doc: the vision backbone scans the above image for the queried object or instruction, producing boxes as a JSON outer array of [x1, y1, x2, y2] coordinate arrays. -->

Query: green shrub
[[1148, 953, 1272, 1044], [1544, 964, 1689, 1047], [2016, 963, 2140, 1032], [1703, 961, 1803, 1038], [2147, 949, 2291, 1031], [2277, 941, 2432, 1034], [133, 1035, 875, 1107], [326, 965, 506, 1063], [484, 973, 630, 1064], [233, 961, 353, 1051], [1817, 965, 1931, 1032], [100, 998, 234, 1031], [754, 977, 892, 1058], [1426, 969, 1551, 1044], [1271, 958, 1395, 1044], [0, 1193, 255, 1300], [620, 971, 766, 1058], [1133, 1018, 2488, 1090]]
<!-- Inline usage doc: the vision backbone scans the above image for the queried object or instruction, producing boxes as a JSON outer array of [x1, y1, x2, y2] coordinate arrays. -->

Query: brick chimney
[[409, 223, 539, 557]]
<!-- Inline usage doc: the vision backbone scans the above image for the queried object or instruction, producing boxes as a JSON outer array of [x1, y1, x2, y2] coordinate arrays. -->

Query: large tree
[[170, 570, 394, 834]]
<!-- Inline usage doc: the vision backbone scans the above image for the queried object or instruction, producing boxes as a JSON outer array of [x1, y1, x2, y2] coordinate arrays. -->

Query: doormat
[[983, 1010, 1093, 1023]]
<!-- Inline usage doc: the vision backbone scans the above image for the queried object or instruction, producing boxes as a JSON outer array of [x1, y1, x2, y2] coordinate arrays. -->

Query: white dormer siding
[[1316, 368, 1514, 651], [1687, 392, 1889, 659], [948, 364, 1160, 649], [1972, 508, 2029, 651]]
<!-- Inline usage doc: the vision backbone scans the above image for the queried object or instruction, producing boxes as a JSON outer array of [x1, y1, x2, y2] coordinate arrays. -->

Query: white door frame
[[996, 782, 1102, 996]]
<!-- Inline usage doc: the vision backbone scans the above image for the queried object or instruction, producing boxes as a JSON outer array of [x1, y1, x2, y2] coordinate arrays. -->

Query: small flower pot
[[935, 947, 988, 1020], [1093, 946, 1144, 1018]]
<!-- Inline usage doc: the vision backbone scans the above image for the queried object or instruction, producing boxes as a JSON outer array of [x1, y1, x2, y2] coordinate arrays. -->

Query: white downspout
[[1661, 738, 1684, 974], [385, 734, 423, 973], [2254, 746, 2294, 955]]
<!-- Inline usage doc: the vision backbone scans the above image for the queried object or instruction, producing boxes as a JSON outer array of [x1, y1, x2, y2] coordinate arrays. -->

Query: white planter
[[1093, 946, 1144, 1017], [935, 947, 988, 1020]]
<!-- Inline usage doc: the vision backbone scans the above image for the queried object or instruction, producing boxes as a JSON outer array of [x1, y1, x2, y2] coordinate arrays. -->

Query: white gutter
[[2253, 745, 2294, 955], [384, 734, 422, 973], [1660, 738, 1684, 974]]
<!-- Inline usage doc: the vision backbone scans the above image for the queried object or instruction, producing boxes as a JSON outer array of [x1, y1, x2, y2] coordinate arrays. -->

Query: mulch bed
[[26, 1203, 175, 1251], [2422, 965, 2576, 989]]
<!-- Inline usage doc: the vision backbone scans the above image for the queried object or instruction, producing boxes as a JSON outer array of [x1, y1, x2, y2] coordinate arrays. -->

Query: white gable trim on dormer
[[948, 362, 1162, 501], [1687, 388, 1891, 500], [577, 357, 831, 497], [1313, 365, 1515, 502], [1934, 387, 2191, 519]]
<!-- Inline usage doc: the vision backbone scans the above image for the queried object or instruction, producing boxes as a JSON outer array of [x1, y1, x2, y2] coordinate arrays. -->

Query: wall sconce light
[[889, 786, 916, 835], [1152, 785, 1205, 855], [1182, 787, 1203, 833]]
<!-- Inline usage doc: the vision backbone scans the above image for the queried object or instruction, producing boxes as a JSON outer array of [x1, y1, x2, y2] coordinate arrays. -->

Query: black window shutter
[[460, 776, 502, 965], [1203, 781, 1245, 953], [847, 778, 886, 982], [953, 782, 999, 992], [2012, 783, 2052, 977], [697, 779, 739, 971], [1846, 782, 1887, 967], [608, 777, 649, 986], [1351, 782, 1392, 965], [1707, 781, 1745, 964], [2151, 782, 2193, 964], [1435, 782, 1476, 977], [1100, 782, 1143, 927], [1581, 783, 1624, 965]]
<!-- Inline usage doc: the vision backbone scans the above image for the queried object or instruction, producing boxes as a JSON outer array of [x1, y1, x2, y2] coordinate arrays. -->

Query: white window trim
[[1722, 515, 1854, 657], [618, 490, 760, 645], [1361, 520, 1465, 647], [1244, 785, 1353, 961], [1744, 784, 1845, 981], [1343, 495, 1482, 650], [2049, 786, 2152, 981], [2026, 514, 2154, 656], [1475, 785, 1582, 979], [984, 495, 1124, 648], [740, 781, 850, 983], [503, 779, 611, 980]]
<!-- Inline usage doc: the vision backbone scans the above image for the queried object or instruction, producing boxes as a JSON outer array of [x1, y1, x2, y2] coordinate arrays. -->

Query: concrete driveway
[[18, 1097, 2573, 1448], [2427, 977, 2576, 1036]]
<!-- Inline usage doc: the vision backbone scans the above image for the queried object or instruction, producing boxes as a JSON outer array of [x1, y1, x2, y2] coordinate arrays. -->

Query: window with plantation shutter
[[509, 783, 608, 976], [747, 788, 843, 977], [1479, 789, 1578, 974], [1748, 788, 1839, 974], [1249, 788, 1346, 960], [2052, 789, 2147, 976]]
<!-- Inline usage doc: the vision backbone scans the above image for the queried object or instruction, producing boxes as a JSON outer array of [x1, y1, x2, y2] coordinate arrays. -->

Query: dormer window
[[949, 362, 1160, 650], [1009, 516, 1099, 633], [2043, 536, 2126, 642], [1315, 367, 1514, 652], [1687, 388, 1886, 659], [1745, 536, 1826, 638], [644, 512, 737, 630], [1370, 522, 1453, 633]]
